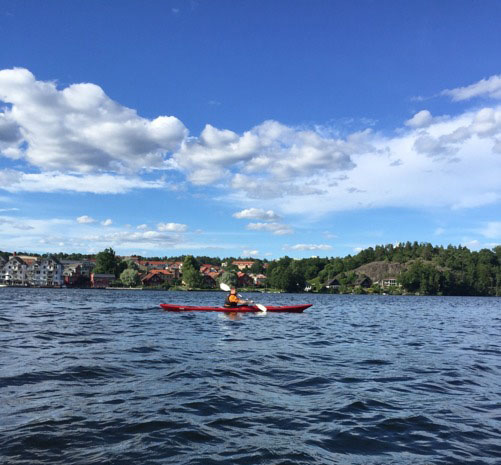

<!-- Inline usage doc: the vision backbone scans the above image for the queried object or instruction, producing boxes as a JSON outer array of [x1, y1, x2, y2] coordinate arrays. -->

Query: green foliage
[[219, 271, 237, 287], [125, 259, 139, 270], [249, 260, 264, 274], [93, 248, 120, 276], [266, 257, 306, 292], [2, 241, 499, 296], [182, 255, 204, 288], [120, 269, 140, 287]]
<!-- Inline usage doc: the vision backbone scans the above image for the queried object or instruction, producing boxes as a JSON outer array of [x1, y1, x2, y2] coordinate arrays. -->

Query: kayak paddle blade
[[256, 304, 267, 312]]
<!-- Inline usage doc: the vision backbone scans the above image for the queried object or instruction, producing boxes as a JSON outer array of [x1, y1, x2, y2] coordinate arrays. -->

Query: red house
[[91, 273, 115, 288]]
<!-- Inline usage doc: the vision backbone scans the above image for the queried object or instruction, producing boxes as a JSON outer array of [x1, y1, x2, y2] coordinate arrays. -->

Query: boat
[[160, 303, 312, 313]]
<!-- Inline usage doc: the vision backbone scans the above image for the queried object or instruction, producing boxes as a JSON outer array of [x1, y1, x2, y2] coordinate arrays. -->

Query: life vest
[[224, 293, 238, 308]]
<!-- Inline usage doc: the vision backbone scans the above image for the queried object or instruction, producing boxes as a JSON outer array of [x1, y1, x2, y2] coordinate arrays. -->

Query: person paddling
[[224, 287, 247, 308]]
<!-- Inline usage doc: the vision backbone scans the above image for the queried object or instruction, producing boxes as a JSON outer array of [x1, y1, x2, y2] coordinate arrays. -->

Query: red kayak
[[160, 303, 312, 313]]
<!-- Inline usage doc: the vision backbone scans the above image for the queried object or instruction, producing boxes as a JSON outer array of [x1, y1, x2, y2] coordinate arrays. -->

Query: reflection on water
[[1, 288, 500, 465]]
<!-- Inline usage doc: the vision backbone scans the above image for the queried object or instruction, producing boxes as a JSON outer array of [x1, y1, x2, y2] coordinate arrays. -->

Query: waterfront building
[[26, 257, 64, 287], [1, 255, 28, 285], [91, 273, 116, 288]]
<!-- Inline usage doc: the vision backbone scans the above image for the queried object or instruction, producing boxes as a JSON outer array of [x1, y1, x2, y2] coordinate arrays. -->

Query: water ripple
[[0, 289, 500, 464]]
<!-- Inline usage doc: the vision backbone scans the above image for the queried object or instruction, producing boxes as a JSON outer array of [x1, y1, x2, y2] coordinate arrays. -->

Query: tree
[[182, 255, 204, 288], [125, 259, 139, 270], [94, 248, 119, 276], [249, 260, 264, 274], [219, 271, 237, 287], [120, 269, 140, 287]]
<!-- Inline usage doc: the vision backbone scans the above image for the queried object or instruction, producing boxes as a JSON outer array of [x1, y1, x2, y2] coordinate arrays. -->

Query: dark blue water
[[1, 289, 500, 465]]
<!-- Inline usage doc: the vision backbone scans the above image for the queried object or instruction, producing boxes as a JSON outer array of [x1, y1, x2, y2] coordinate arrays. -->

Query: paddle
[[219, 283, 267, 312]]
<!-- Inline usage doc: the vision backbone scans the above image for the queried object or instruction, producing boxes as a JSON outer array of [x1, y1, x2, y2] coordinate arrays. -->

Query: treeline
[[2, 242, 500, 296]]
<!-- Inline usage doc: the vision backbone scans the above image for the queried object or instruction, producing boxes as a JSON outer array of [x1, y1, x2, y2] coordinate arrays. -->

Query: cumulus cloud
[[101, 219, 113, 226], [246, 222, 293, 235], [157, 222, 188, 232], [233, 208, 280, 221], [405, 110, 433, 128], [1, 68, 500, 220], [76, 215, 96, 224], [0, 68, 187, 174], [442, 74, 501, 101], [288, 244, 332, 251], [173, 120, 357, 191]]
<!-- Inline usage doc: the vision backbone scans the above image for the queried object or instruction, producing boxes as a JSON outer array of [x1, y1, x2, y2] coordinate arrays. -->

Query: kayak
[[160, 303, 312, 313]]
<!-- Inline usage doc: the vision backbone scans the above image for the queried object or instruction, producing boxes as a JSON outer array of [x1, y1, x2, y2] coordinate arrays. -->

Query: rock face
[[354, 261, 407, 282]]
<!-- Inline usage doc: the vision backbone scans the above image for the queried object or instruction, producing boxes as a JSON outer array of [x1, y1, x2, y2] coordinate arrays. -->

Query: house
[[381, 278, 399, 287], [1, 255, 28, 285], [138, 260, 170, 270], [79, 260, 95, 277], [355, 275, 372, 288], [165, 262, 182, 278], [91, 273, 115, 288], [201, 273, 217, 289], [200, 264, 220, 274], [250, 273, 267, 286], [237, 271, 254, 287], [232, 260, 255, 271], [325, 278, 341, 289], [63, 264, 82, 286], [141, 270, 174, 286], [26, 257, 64, 287]]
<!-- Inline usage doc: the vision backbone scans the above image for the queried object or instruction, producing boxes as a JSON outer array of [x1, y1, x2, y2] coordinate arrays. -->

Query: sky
[[0, 0, 500, 259]]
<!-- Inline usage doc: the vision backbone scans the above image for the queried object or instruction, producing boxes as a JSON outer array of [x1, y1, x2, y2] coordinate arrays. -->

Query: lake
[[1, 288, 500, 464]]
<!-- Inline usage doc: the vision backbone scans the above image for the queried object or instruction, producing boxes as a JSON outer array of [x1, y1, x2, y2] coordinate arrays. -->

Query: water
[[1, 288, 500, 465]]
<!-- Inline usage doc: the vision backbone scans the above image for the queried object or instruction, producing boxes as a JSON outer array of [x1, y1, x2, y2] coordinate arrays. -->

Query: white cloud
[[173, 120, 357, 189], [1, 68, 500, 222], [137, 224, 148, 230], [442, 74, 501, 101], [76, 215, 96, 224], [157, 222, 188, 232], [242, 249, 259, 256], [246, 222, 293, 235], [478, 221, 501, 239], [233, 208, 280, 221], [85, 230, 183, 246], [0, 216, 34, 230], [101, 219, 113, 226], [0, 169, 167, 193], [0, 213, 193, 254], [405, 110, 433, 128], [0, 68, 187, 174], [461, 239, 481, 250], [247, 105, 501, 217], [288, 244, 332, 251]]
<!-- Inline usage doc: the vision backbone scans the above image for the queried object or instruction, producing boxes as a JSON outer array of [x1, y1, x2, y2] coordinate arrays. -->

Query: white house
[[27, 257, 64, 286], [1, 256, 28, 285]]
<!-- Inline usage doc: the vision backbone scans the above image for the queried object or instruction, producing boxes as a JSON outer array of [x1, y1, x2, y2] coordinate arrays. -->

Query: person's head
[[230, 288, 237, 295]]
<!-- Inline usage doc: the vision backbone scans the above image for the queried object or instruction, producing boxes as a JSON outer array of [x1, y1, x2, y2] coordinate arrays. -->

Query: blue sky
[[0, 0, 500, 259]]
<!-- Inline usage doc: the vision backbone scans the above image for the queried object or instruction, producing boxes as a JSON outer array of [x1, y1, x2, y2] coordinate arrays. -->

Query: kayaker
[[224, 288, 247, 308]]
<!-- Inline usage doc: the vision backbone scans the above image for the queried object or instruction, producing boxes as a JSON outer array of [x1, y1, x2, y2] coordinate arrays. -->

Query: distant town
[[1, 242, 500, 296], [0, 252, 265, 290]]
